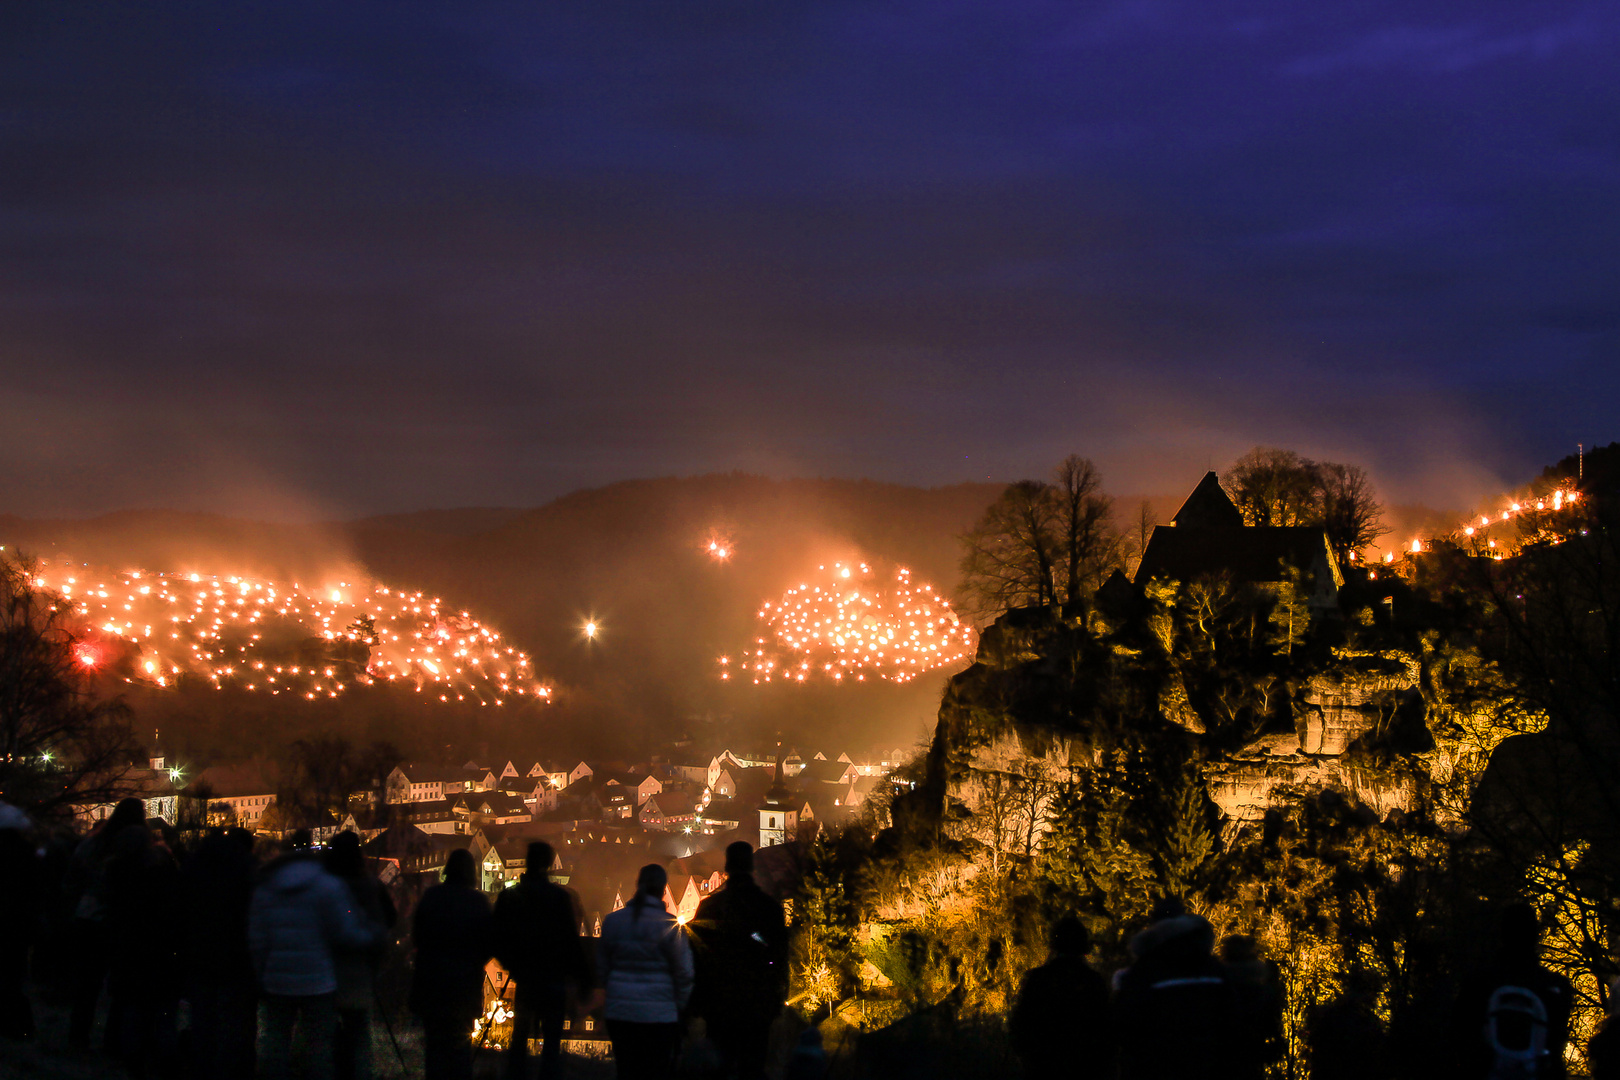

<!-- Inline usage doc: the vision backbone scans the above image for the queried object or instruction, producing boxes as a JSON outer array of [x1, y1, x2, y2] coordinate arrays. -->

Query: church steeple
[[759, 743, 796, 847]]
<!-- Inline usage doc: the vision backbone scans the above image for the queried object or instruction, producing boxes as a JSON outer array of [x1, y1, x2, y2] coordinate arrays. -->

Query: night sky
[[3, 2, 1616, 518]]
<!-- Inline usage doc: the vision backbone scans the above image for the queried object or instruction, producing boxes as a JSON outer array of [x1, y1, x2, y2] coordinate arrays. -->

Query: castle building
[[1134, 471, 1343, 610]]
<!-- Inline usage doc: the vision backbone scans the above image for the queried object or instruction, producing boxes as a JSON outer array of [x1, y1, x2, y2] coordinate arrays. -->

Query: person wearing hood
[[249, 830, 381, 1080], [492, 840, 593, 1080], [1010, 916, 1112, 1079], [689, 841, 788, 1080], [1112, 897, 1239, 1080], [411, 848, 494, 1080]]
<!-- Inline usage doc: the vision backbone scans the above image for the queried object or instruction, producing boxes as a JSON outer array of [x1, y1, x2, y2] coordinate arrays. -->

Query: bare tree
[[959, 480, 1063, 618], [1053, 455, 1121, 600], [1223, 447, 1322, 527], [1317, 462, 1388, 565], [959, 456, 1122, 620], [0, 552, 137, 820]]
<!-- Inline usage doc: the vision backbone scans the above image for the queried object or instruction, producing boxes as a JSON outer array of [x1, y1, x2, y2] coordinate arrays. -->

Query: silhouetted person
[[1112, 897, 1238, 1080], [326, 830, 397, 1080], [182, 827, 259, 1080], [599, 863, 693, 1080], [104, 822, 184, 1077], [0, 802, 40, 1041], [493, 840, 592, 1080], [62, 796, 146, 1047], [1588, 979, 1620, 1080], [1010, 916, 1111, 1078], [1220, 935, 1283, 1080], [690, 841, 789, 1080], [1454, 903, 1573, 1079], [250, 830, 381, 1080], [784, 1026, 828, 1080], [411, 849, 494, 1080], [1309, 985, 1387, 1080]]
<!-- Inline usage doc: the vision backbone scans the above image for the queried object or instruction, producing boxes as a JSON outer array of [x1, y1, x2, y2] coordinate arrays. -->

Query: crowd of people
[[1010, 896, 1604, 1080], [0, 798, 804, 1080], [5, 796, 1618, 1079]]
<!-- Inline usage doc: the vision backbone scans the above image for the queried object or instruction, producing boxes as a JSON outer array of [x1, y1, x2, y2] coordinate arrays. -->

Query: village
[[85, 742, 909, 934]]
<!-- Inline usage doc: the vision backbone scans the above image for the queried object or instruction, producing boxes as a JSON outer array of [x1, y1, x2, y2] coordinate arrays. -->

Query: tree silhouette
[[0, 552, 137, 819]]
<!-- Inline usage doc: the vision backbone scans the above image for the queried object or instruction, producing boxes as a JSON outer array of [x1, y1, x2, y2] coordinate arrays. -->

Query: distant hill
[[1, 475, 1005, 757]]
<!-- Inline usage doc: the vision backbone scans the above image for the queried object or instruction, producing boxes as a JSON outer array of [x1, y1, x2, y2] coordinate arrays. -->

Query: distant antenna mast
[[1579, 443, 1584, 481]]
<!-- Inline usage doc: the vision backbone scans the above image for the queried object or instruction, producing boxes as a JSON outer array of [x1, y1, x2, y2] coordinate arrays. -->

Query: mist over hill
[[1, 475, 1009, 759]]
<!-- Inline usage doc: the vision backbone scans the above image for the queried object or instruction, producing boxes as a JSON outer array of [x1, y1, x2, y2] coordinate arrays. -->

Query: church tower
[[758, 748, 796, 847]]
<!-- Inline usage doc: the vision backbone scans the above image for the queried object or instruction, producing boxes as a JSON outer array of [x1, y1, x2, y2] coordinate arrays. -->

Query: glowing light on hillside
[[584, 620, 598, 640], [30, 566, 551, 707], [1393, 482, 1583, 561], [737, 562, 974, 685]]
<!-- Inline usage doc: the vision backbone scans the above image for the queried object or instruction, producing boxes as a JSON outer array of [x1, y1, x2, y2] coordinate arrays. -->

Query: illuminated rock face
[[931, 599, 1430, 833], [1208, 661, 1422, 823]]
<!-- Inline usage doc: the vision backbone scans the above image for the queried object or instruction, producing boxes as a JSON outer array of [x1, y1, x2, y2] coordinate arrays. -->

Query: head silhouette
[[525, 841, 555, 879], [632, 863, 667, 921], [1050, 916, 1090, 957], [444, 848, 477, 888], [1500, 903, 1540, 959], [725, 840, 754, 877], [325, 830, 362, 876], [105, 797, 146, 835]]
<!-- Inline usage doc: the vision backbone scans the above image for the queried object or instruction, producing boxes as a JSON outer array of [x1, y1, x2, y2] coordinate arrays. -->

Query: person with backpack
[[1454, 903, 1573, 1079], [1009, 915, 1112, 1078], [689, 841, 789, 1080], [492, 841, 592, 1080], [598, 863, 694, 1080]]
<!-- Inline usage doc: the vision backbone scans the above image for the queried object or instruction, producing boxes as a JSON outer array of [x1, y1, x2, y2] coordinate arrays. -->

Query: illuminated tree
[[0, 551, 137, 819]]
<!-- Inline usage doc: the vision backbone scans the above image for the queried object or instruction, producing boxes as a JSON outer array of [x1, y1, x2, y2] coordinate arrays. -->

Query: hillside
[[1, 475, 1005, 758]]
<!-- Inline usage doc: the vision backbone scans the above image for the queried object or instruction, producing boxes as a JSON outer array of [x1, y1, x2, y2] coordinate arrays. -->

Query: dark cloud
[[1, 0, 1615, 517]]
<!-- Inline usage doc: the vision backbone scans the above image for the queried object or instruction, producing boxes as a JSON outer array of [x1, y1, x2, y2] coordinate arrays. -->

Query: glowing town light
[[584, 621, 598, 640]]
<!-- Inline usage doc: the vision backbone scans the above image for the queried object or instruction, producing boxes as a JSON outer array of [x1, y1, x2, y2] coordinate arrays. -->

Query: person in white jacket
[[598, 864, 694, 1080], [248, 834, 381, 1080]]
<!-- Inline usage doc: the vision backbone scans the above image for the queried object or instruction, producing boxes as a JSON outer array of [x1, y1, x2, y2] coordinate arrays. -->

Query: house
[[533, 760, 593, 790], [1133, 472, 1344, 611], [385, 764, 481, 804], [81, 758, 181, 826], [602, 773, 663, 808], [793, 758, 860, 787], [639, 792, 698, 832], [453, 791, 533, 829], [192, 762, 278, 828], [363, 823, 490, 882], [389, 798, 461, 835], [696, 798, 745, 834], [482, 838, 533, 891]]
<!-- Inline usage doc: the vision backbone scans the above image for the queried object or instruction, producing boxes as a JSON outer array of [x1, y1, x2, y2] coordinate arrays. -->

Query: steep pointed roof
[[1172, 471, 1244, 529]]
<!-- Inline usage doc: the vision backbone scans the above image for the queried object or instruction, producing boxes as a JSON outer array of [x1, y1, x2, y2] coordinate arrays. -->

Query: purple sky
[[2, 1, 1616, 518]]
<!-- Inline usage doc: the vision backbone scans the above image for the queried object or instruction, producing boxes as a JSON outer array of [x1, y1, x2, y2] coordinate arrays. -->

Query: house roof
[[1172, 471, 1245, 529], [192, 762, 276, 798], [455, 791, 529, 816], [793, 759, 856, 785], [1134, 524, 1340, 589]]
